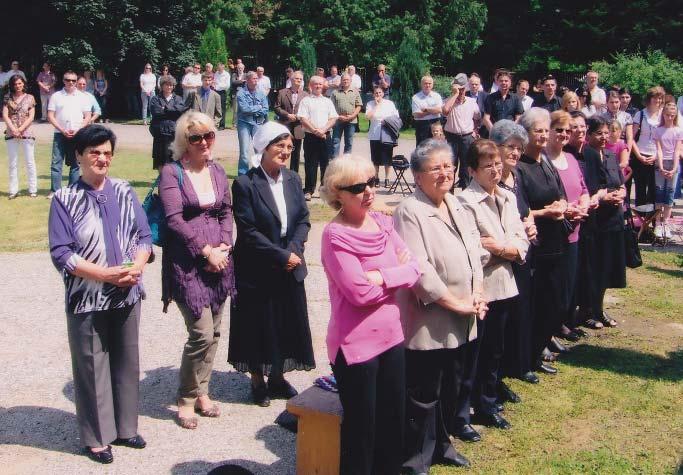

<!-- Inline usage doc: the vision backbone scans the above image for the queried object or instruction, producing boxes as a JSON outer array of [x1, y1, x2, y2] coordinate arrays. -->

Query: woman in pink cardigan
[[320, 155, 420, 475]]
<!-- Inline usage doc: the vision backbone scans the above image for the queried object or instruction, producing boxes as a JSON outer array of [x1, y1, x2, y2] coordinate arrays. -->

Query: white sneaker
[[654, 225, 663, 238], [663, 225, 673, 239]]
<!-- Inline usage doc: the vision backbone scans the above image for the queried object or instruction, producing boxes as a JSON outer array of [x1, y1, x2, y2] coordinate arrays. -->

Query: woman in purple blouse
[[547, 110, 590, 345], [159, 111, 235, 429], [48, 125, 152, 464]]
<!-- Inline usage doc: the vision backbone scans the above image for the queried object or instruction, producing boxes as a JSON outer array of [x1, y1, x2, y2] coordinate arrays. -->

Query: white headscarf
[[250, 121, 292, 168]]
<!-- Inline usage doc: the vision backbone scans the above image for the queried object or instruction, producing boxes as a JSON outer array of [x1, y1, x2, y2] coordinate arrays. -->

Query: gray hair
[[410, 138, 453, 173], [292, 70, 304, 79], [245, 71, 258, 80], [340, 73, 351, 80], [519, 107, 550, 132], [159, 75, 177, 88], [490, 120, 529, 147]]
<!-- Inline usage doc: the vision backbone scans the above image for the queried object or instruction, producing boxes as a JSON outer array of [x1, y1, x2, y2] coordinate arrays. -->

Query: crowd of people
[[3, 55, 678, 472]]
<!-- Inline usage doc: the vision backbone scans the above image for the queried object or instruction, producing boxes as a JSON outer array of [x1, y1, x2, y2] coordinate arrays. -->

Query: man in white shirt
[[256, 66, 271, 97], [47, 70, 92, 196], [76, 76, 101, 124], [325, 65, 341, 97], [412, 75, 443, 146], [516, 79, 533, 112], [5, 60, 26, 83], [213, 62, 231, 129], [182, 63, 202, 100], [347, 65, 362, 92], [297, 76, 338, 200], [443, 73, 481, 188], [584, 70, 606, 112]]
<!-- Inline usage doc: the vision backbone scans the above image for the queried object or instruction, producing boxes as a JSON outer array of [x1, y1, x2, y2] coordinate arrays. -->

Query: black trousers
[[531, 253, 569, 361], [630, 156, 656, 206], [451, 320, 483, 429], [414, 118, 439, 146], [501, 261, 534, 378], [332, 344, 405, 475], [404, 348, 464, 474], [303, 133, 330, 194], [564, 241, 580, 328], [444, 131, 475, 188], [217, 89, 227, 128], [289, 137, 303, 174], [476, 298, 514, 414]]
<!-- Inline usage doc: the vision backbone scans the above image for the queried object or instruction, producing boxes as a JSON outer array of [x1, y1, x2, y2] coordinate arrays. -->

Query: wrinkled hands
[[285, 252, 302, 272]]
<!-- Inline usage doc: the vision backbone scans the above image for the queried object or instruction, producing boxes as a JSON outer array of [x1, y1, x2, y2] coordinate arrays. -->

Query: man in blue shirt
[[236, 71, 269, 175]]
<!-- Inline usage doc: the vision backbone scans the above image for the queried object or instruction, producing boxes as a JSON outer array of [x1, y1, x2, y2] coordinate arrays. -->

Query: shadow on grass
[[563, 344, 683, 382], [170, 424, 294, 475], [645, 265, 683, 279]]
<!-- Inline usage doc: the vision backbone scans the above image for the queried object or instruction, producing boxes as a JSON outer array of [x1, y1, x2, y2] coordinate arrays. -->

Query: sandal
[[583, 318, 604, 329], [195, 403, 221, 418], [176, 413, 198, 429], [598, 312, 618, 327]]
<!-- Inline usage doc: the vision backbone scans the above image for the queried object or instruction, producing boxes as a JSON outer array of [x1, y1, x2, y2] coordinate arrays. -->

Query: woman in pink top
[[320, 155, 420, 475], [547, 111, 589, 343]]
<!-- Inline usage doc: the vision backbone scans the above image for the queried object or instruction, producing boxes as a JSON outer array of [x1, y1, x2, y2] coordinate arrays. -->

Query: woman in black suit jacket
[[228, 122, 315, 406], [149, 76, 188, 169]]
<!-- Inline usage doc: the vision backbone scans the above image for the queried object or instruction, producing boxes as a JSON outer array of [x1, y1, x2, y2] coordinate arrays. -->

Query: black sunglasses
[[188, 131, 216, 145], [340, 177, 376, 194], [63, 78, 77, 83]]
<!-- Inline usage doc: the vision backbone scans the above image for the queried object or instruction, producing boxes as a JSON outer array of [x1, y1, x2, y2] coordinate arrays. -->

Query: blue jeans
[[237, 121, 259, 176], [141, 91, 154, 121], [332, 121, 356, 157], [51, 133, 80, 192]]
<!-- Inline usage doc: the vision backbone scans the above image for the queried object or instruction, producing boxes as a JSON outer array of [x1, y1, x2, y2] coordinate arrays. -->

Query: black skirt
[[596, 230, 626, 290], [227, 270, 315, 375], [152, 134, 174, 169]]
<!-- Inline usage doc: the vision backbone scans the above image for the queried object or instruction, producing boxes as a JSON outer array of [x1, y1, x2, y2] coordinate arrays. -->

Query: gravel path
[[0, 224, 330, 475]]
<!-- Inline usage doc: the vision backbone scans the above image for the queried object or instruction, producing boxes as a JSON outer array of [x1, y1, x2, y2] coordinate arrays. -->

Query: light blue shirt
[[83, 91, 101, 115]]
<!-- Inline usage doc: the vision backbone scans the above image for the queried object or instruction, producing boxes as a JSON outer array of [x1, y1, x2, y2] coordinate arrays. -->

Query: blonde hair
[[550, 110, 571, 129], [562, 91, 579, 112], [659, 102, 679, 127], [319, 155, 375, 210], [608, 119, 623, 133], [170, 111, 217, 159]]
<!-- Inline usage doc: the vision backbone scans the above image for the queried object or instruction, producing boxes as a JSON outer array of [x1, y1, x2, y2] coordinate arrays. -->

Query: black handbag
[[624, 209, 642, 268]]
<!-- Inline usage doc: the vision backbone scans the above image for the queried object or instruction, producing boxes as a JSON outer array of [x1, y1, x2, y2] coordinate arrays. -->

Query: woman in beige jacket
[[457, 139, 530, 441], [394, 138, 486, 473]]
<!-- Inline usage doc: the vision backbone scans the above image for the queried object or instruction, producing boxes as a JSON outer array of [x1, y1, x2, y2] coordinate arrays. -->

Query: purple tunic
[[159, 160, 235, 318], [48, 178, 152, 314], [556, 152, 588, 243]]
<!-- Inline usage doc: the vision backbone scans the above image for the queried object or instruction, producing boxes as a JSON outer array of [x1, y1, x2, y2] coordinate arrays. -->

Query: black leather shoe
[[252, 384, 271, 407], [520, 371, 540, 384], [268, 379, 299, 399], [112, 434, 146, 449], [558, 325, 580, 342], [572, 327, 588, 338], [453, 424, 481, 442], [549, 336, 570, 354], [498, 381, 521, 403], [479, 412, 511, 430], [536, 362, 558, 374], [438, 450, 471, 467], [84, 445, 113, 464], [496, 403, 505, 412]]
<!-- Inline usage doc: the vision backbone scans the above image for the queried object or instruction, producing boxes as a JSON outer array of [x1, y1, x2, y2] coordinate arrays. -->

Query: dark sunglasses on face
[[64, 78, 77, 83], [340, 177, 376, 194], [188, 131, 216, 145], [554, 127, 571, 134]]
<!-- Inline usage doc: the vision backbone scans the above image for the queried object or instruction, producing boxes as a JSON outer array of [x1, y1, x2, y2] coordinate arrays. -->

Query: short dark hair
[[569, 110, 587, 121], [63, 70, 77, 79], [466, 139, 499, 170], [542, 74, 556, 84], [587, 115, 609, 135], [73, 125, 117, 155]]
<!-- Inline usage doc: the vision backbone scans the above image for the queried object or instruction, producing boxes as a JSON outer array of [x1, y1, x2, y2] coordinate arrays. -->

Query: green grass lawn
[[0, 143, 681, 473]]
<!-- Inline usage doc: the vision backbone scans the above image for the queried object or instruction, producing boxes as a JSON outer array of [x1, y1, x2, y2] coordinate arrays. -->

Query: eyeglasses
[[64, 78, 77, 83], [88, 150, 113, 159], [188, 131, 216, 145], [340, 177, 376, 194], [554, 127, 571, 134], [500, 144, 524, 153], [479, 162, 503, 171], [423, 165, 455, 176]]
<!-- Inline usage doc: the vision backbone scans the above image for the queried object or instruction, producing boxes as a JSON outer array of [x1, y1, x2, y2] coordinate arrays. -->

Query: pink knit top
[[321, 212, 420, 365]]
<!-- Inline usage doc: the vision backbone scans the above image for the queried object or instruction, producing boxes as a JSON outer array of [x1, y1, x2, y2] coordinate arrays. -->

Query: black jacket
[[231, 167, 311, 290], [149, 94, 188, 136]]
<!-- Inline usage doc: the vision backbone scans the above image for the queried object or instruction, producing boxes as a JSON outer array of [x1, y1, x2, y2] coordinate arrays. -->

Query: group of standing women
[[48, 114, 315, 463], [318, 107, 630, 474]]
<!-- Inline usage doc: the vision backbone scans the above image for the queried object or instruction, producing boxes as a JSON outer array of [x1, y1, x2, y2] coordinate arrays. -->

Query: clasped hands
[[102, 264, 143, 288], [203, 243, 232, 273]]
